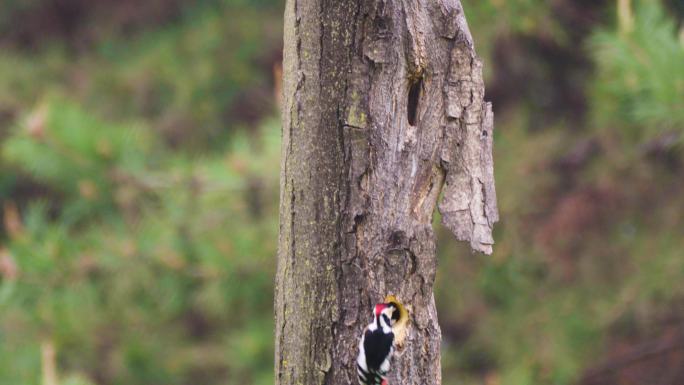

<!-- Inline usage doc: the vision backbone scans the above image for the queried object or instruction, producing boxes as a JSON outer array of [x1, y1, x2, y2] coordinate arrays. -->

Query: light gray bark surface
[[275, 0, 498, 384]]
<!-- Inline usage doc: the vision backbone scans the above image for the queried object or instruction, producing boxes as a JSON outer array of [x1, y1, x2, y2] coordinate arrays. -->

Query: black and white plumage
[[357, 303, 399, 385]]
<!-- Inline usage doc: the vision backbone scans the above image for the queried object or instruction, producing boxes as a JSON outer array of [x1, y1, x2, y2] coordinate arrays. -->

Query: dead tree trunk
[[276, 0, 498, 384]]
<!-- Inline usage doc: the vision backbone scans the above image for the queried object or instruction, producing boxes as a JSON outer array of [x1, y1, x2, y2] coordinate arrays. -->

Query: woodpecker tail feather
[[357, 364, 387, 385]]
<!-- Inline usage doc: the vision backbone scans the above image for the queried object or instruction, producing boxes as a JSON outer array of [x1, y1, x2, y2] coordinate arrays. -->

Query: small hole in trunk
[[407, 76, 422, 126]]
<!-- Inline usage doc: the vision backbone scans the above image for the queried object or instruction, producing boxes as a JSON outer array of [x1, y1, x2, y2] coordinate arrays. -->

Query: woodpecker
[[356, 302, 401, 385]]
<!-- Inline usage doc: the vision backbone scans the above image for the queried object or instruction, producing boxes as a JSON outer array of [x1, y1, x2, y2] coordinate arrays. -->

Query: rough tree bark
[[275, 0, 497, 384]]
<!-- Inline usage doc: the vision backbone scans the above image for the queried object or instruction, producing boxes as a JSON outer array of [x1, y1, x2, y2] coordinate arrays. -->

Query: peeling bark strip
[[276, 0, 497, 384]]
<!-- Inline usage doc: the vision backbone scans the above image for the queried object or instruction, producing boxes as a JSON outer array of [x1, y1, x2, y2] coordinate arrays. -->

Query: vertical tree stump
[[276, 0, 497, 384]]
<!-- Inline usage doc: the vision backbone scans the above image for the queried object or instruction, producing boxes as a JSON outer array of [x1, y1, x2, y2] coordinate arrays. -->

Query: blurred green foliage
[[0, 1, 282, 384], [1, 98, 280, 384], [0, 0, 682, 385], [437, 1, 684, 385], [591, 1, 684, 137]]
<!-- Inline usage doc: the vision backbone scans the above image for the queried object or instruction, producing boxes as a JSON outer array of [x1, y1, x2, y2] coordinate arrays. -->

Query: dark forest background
[[0, 0, 683, 384]]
